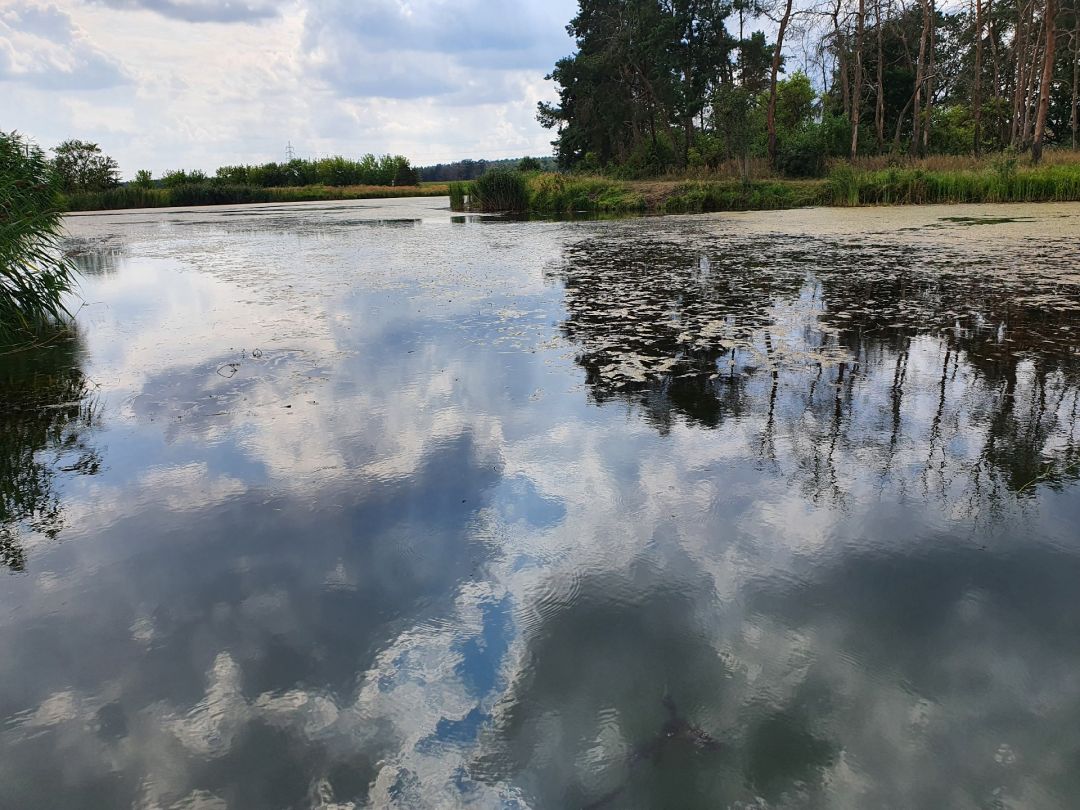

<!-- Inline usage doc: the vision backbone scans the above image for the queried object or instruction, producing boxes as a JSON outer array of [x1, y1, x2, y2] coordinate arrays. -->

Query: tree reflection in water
[[0, 332, 101, 571], [549, 229, 1080, 504]]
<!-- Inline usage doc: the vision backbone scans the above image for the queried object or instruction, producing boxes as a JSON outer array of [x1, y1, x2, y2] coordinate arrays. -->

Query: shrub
[[777, 128, 827, 178], [0, 132, 77, 343]]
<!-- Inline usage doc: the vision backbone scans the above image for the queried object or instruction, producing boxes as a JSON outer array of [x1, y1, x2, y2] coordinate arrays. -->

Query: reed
[[1, 132, 77, 344], [469, 169, 530, 213], [821, 161, 1080, 206], [515, 159, 1080, 215], [448, 182, 468, 211]]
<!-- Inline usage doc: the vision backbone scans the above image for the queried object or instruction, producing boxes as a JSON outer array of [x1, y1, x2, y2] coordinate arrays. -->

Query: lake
[[2, 198, 1080, 809]]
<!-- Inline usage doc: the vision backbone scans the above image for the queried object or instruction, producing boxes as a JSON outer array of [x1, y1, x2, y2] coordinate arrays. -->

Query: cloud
[[90, 0, 284, 24], [300, 0, 576, 101], [0, 2, 129, 89], [4, 0, 570, 174]]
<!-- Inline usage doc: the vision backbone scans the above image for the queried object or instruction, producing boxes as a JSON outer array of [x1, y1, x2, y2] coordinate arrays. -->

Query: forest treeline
[[42, 140, 422, 195], [417, 156, 557, 181], [33, 140, 429, 211], [539, 0, 1080, 176]]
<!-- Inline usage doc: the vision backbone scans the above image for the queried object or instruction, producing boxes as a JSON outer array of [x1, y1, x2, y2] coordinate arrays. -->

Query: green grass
[[515, 159, 1080, 215], [62, 182, 450, 212], [821, 162, 1080, 206]]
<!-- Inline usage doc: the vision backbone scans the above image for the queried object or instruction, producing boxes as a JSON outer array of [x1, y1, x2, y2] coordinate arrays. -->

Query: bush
[[615, 133, 678, 178], [470, 169, 529, 212], [777, 128, 827, 178], [0, 132, 77, 343]]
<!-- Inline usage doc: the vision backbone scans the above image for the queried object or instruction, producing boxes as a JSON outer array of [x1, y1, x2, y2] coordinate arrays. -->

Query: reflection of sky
[[1, 200, 1079, 808]]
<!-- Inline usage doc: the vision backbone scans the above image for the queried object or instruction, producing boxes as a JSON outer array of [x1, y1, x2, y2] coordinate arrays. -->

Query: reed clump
[[1, 132, 77, 344], [448, 182, 468, 211], [469, 169, 530, 213]]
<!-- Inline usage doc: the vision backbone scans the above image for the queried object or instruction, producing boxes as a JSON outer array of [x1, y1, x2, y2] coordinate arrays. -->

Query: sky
[[1, 0, 579, 177]]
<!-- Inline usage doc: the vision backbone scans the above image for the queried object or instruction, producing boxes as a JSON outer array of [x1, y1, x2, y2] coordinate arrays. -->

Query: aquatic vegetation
[[0, 132, 77, 343], [469, 169, 529, 212], [516, 158, 1080, 214], [448, 181, 468, 211], [821, 161, 1080, 206]]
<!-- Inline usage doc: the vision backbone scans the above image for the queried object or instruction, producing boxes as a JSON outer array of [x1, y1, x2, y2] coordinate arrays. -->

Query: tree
[[767, 0, 796, 165], [133, 169, 154, 189], [518, 156, 543, 172], [1031, 0, 1058, 162], [851, 0, 867, 157], [51, 140, 120, 193]]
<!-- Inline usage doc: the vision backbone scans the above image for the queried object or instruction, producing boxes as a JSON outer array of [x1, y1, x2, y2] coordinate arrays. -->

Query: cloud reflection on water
[[0, 201, 1079, 808]]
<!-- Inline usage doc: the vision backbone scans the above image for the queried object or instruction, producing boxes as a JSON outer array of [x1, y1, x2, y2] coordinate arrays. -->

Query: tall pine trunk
[[912, 0, 931, 153], [875, 0, 886, 150], [974, 0, 984, 153], [767, 0, 795, 166], [851, 0, 867, 158], [1072, 11, 1079, 149], [1032, 0, 1058, 163]]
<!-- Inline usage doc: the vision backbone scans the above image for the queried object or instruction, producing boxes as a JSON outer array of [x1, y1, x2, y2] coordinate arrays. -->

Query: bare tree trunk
[[988, 0, 1004, 144], [1011, 0, 1030, 145], [894, 89, 917, 148], [912, 0, 931, 153], [1022, 12, 1045, 147], [851, 0, 866, 157], [833, 0, 852, 116], [875, 0, 886, 150], [974, 0, 984, 153], [1073, 15, 1079, 149], [768, 0, 795, 165], [1032, 0, 1058, 163], [923, 0, 936, 153]]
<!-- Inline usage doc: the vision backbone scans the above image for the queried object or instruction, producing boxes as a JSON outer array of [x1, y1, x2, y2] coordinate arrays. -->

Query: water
[[2, 198, 1080, 809]]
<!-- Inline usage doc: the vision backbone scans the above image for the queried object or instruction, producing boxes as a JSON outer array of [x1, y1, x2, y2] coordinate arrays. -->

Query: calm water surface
[[3, 198, 1080, 808]]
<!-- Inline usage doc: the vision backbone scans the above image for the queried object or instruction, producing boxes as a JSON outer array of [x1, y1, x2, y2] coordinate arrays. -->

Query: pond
[[2, 198, 1080, 809]]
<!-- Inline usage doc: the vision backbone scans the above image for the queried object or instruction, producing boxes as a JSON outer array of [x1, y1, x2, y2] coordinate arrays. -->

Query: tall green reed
[[0, 132, 77, 345]]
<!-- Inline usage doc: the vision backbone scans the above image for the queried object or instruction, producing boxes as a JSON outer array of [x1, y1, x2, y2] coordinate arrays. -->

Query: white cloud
[[0, 2, 129, 89], [2, 0, 575, 176]]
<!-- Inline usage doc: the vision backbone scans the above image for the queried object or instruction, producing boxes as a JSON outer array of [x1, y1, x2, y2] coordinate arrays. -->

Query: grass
[[500, 150, 1080, 215], [62, 182, 450, 212]]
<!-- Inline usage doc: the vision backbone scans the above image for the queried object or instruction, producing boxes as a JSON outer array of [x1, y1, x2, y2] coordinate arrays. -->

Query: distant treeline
[[38, 140, 424, 197], [418, 156, 557, 182], [210, 154, 419, 188]]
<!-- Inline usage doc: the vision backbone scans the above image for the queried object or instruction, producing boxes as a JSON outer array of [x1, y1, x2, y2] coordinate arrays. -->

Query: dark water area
[[2, 197, 1080, 809]]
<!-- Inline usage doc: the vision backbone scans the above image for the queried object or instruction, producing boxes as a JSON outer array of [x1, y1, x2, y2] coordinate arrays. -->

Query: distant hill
[[417, 156, 557, 182]]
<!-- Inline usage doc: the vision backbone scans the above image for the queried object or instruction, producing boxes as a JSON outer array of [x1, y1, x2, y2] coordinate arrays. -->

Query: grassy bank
[[63, 182, 450, 212], [452, 152, 1080, 215]]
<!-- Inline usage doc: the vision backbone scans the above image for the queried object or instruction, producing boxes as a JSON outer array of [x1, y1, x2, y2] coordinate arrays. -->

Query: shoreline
[[61, 161, 1080, 216], [61, 183, 450, 213]]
